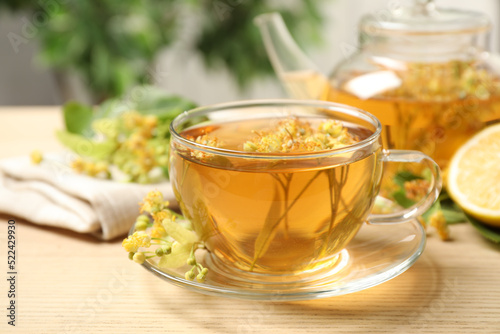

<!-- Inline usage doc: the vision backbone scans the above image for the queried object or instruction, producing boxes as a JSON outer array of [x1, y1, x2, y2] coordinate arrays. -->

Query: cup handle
[[368, 150, 442, 225]]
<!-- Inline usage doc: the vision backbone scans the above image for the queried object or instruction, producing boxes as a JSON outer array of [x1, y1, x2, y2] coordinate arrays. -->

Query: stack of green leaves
[[57, 86, 196, 183]]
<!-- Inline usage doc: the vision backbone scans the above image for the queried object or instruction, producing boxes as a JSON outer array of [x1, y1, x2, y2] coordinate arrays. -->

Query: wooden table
[[0, 107, 499, 333]]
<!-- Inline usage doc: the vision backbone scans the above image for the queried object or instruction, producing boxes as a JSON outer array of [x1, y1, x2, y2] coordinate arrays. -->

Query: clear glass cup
[[169, 99, 441, 284]]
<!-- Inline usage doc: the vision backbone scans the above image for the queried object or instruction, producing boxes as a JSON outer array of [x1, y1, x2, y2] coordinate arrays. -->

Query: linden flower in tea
[[242, 118, 359, 153], [184, 134, 223, 160]]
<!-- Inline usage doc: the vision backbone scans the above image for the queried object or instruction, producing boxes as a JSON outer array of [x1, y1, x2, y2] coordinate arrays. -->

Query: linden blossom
[[184, 134, 223, 160], [242, 118, 359, 153], [190, 117, 360, 154], [122, 191, 209, 283], [53, 110, 171, 183]]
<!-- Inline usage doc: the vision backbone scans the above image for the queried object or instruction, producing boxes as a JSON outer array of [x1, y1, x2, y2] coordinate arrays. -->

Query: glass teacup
[[169, 100, 441, 283]]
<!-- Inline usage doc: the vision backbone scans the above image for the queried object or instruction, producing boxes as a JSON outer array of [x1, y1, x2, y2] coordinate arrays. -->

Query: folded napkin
[[0, 154, 175, 240]]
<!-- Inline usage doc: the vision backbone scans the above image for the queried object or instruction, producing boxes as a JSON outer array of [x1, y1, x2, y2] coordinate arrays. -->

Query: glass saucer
[[136, 218, 426, 301]]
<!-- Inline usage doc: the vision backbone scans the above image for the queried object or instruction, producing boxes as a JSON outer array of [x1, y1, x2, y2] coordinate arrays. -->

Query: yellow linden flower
[[243, 141, 258, 152], [151, 223, 167, 239], [126, 132, 147, 151], [404, 179, 430, 202], [140, 190, 168, 213], [304, 136, 325, 151], [140, 115, 157, 139], [85, 161, 109, 177], [69, 157, 110, 178], [194, 134, 220, 147], [152, 210, 173, 224], [71, 157, 86, 173], [319, 119, 343, 137], [123, 111, 144, 130], [242, 118, 358, 153], [125, 191, 209, 282], [429, 210, 450, 241], [30, 150, 43, 165], [188, 134, 223, 160], [122, 231, 151, 253], [136, 148, 156, 171], [93, 161, 109, 174], [122, 238, 137, 253]]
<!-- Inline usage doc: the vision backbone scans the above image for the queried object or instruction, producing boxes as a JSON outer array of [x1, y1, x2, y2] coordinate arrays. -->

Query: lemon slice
[[447, 124, 500, 227]]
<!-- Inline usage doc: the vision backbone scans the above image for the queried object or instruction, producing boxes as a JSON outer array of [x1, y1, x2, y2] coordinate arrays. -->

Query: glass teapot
[[256, 0, 500, 168]]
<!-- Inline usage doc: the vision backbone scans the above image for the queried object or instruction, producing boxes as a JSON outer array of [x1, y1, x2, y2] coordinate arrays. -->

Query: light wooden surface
[[0, 107, 499, 334]]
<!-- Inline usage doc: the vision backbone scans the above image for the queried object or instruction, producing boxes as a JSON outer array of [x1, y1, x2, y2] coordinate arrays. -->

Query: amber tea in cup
[[170, 100, 441, 281]]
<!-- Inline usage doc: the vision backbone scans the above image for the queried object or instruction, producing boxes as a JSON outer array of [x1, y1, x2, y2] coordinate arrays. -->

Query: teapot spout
[[255, 12, 328, 100]]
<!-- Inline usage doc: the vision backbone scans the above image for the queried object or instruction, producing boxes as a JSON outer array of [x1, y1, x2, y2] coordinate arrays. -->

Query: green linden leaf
[[467, 214, 500, 244], [437, 189, 468, 224], [91, 118, 120, 138], [129, 86, 197, 119], [94, 98, 130, 119], [438, 191, 451, 201], [55, 130, 117, 160], [63, 102, 94, 137], [391, 189, 416, 209], [92, 86, 196, 122], [393, 170, 424, 188], [162, 219, 198, 244], [158, 242, 192, 269], [442, 208, 469, 224]]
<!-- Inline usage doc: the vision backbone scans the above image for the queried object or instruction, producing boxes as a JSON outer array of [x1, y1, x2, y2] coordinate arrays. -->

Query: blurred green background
[[0, 0, 496, 105], [0, 0, 324, 104]]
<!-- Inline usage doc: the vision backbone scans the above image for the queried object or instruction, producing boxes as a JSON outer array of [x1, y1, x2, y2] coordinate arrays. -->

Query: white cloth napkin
[[0, 154, 175, 240]]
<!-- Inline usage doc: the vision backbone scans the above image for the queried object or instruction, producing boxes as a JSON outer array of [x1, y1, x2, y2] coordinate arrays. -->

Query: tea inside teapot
[[257, 0, 500, 168]]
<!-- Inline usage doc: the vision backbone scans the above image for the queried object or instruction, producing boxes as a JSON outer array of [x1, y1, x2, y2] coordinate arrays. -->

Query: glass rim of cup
[[170, 99, 382, 160]]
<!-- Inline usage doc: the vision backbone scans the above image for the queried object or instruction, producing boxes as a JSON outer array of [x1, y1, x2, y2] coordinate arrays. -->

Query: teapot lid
[[360, 0, 491, 36]]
